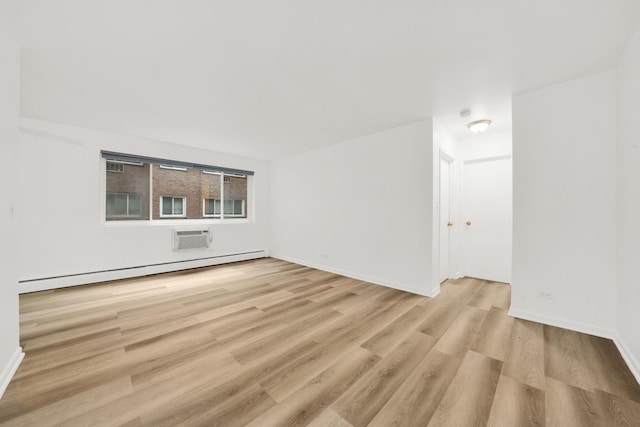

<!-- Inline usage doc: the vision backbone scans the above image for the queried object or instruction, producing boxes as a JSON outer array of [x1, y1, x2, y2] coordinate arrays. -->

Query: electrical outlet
[[537, 290, 554, 300]]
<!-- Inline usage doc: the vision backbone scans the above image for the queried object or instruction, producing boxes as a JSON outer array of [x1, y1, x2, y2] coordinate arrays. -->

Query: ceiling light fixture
[[467, 119, 491, 133]]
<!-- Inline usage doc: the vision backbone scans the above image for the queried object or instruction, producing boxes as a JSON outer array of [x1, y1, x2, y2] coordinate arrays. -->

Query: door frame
[[439, 149, 455, 282]]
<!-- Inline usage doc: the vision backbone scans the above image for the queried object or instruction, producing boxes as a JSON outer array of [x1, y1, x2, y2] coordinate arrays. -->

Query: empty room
[[2, 1, 640, 426]]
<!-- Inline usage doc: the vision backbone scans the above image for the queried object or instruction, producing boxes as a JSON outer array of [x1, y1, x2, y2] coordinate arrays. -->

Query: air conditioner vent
[[173, 228, 212, 251]]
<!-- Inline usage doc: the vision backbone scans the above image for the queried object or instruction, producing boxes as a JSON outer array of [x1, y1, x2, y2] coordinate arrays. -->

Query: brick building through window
[[105, 160, 248, 221]]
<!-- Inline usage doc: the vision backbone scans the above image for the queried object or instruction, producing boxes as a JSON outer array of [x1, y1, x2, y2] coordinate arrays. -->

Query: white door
[[463, 157, 512, 283], [439, 157, 452, 283]]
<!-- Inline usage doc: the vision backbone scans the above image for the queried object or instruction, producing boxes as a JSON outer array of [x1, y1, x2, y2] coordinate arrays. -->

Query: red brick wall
[[225, 176, 248, 199], [105, 163, 150, 220], [151, 167, 247, 219], [224, 175, 248, 217], [152, 166, 198, 219], [106, 163, 248, 220], [200, 172, 222, 207]]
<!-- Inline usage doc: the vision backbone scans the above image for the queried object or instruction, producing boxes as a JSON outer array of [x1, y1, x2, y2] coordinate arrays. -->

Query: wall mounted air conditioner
[[172, 228, 212, 251]]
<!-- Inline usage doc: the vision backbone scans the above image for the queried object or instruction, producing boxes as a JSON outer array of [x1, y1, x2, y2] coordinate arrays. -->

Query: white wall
[[270, 119, 438, 296], [457, 130, 512, 160], [0, 0, 24, 398], [18, 118, 270, 292], [616, 25, 640, 380], [512, 70, 617, 337]]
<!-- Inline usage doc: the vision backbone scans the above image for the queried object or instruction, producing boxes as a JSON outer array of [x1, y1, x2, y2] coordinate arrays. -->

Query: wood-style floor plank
[[332, 331, 437, 426], [245, 346, 379, 427], [368, 349, 462, 427], [502, 319, 546, 390], [544, 325, 597, 392], [432, 305, 488, 358], [492, 282, 511, 310], [581, 334, 640, 403], [360, 304, 431, 357], [545, 377, 602, 427], [487, 375, 545, 427], [426, 350, 502, 427], [471, 306, 514, 361], [1, 257, 638, 426], [595, 389, 640, 426], [307, 408, 353, 427]]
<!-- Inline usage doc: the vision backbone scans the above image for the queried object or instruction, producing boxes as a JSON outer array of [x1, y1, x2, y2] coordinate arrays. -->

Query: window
[[204, 198, 246, 217], [161, 196, 186, 217], [106, 162, 124, 173], [204, 199, 221, 217], [102, 151, 254, 222], [225, 199, 245, 217], [106, 192, 142, 219], [221, 174, 248, 219], [105, 161, 150, 221], [107, 160, 143, 172]]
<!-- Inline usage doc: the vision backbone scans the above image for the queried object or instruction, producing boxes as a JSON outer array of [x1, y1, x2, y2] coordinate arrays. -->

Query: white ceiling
[[16, 1, 640, 159]]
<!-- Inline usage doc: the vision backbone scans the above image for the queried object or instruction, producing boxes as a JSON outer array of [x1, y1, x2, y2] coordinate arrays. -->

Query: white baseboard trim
[[271, 254, 439, 298], [429, 286, 441, 298], [19, 251, 267, 293], [613, 334, 640, 386], [508, 307, 615, 339], [0, 347, 24, 400]]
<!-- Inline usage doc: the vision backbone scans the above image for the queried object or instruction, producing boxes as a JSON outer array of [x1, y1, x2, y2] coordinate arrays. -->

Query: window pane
[[129, 194, 142, 216], [204, 199, 220, 216], [234, 200, 243, 215], [224, 175, 247, 218], [162, 197, 173, 215], [114, 194, 127, 214], [105, 161, 150, 221], [224, 199, 233, 215], [106, 193, 126, 216], [106, 193, 145, 218], [173, 198, 184, 215], [153, 165, 191, 219]]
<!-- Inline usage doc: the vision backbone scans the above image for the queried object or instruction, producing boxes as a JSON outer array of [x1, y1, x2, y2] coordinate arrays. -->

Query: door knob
[[447, 222, 453, 227], [466, 221, 471, 226]]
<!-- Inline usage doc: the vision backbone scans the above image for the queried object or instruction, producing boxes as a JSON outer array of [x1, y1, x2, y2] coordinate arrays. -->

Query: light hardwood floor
[[1, 258, 639, 426]]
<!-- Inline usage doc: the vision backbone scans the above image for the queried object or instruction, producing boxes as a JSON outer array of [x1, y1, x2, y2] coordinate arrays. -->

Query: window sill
[[101, 218, 254, 227]]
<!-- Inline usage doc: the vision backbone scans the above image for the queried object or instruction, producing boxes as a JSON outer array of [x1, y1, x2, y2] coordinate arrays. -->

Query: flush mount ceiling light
[[467, 119, 491, 133]]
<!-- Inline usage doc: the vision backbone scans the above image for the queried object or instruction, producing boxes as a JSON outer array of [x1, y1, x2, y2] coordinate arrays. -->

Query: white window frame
[[106, 192, 143, 218], [202, 171, 248, 219], [203, 198, 246, 218], [160, 196, 187, 218], [223, 199, 246, 217], [203, 198, 222, 218]]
